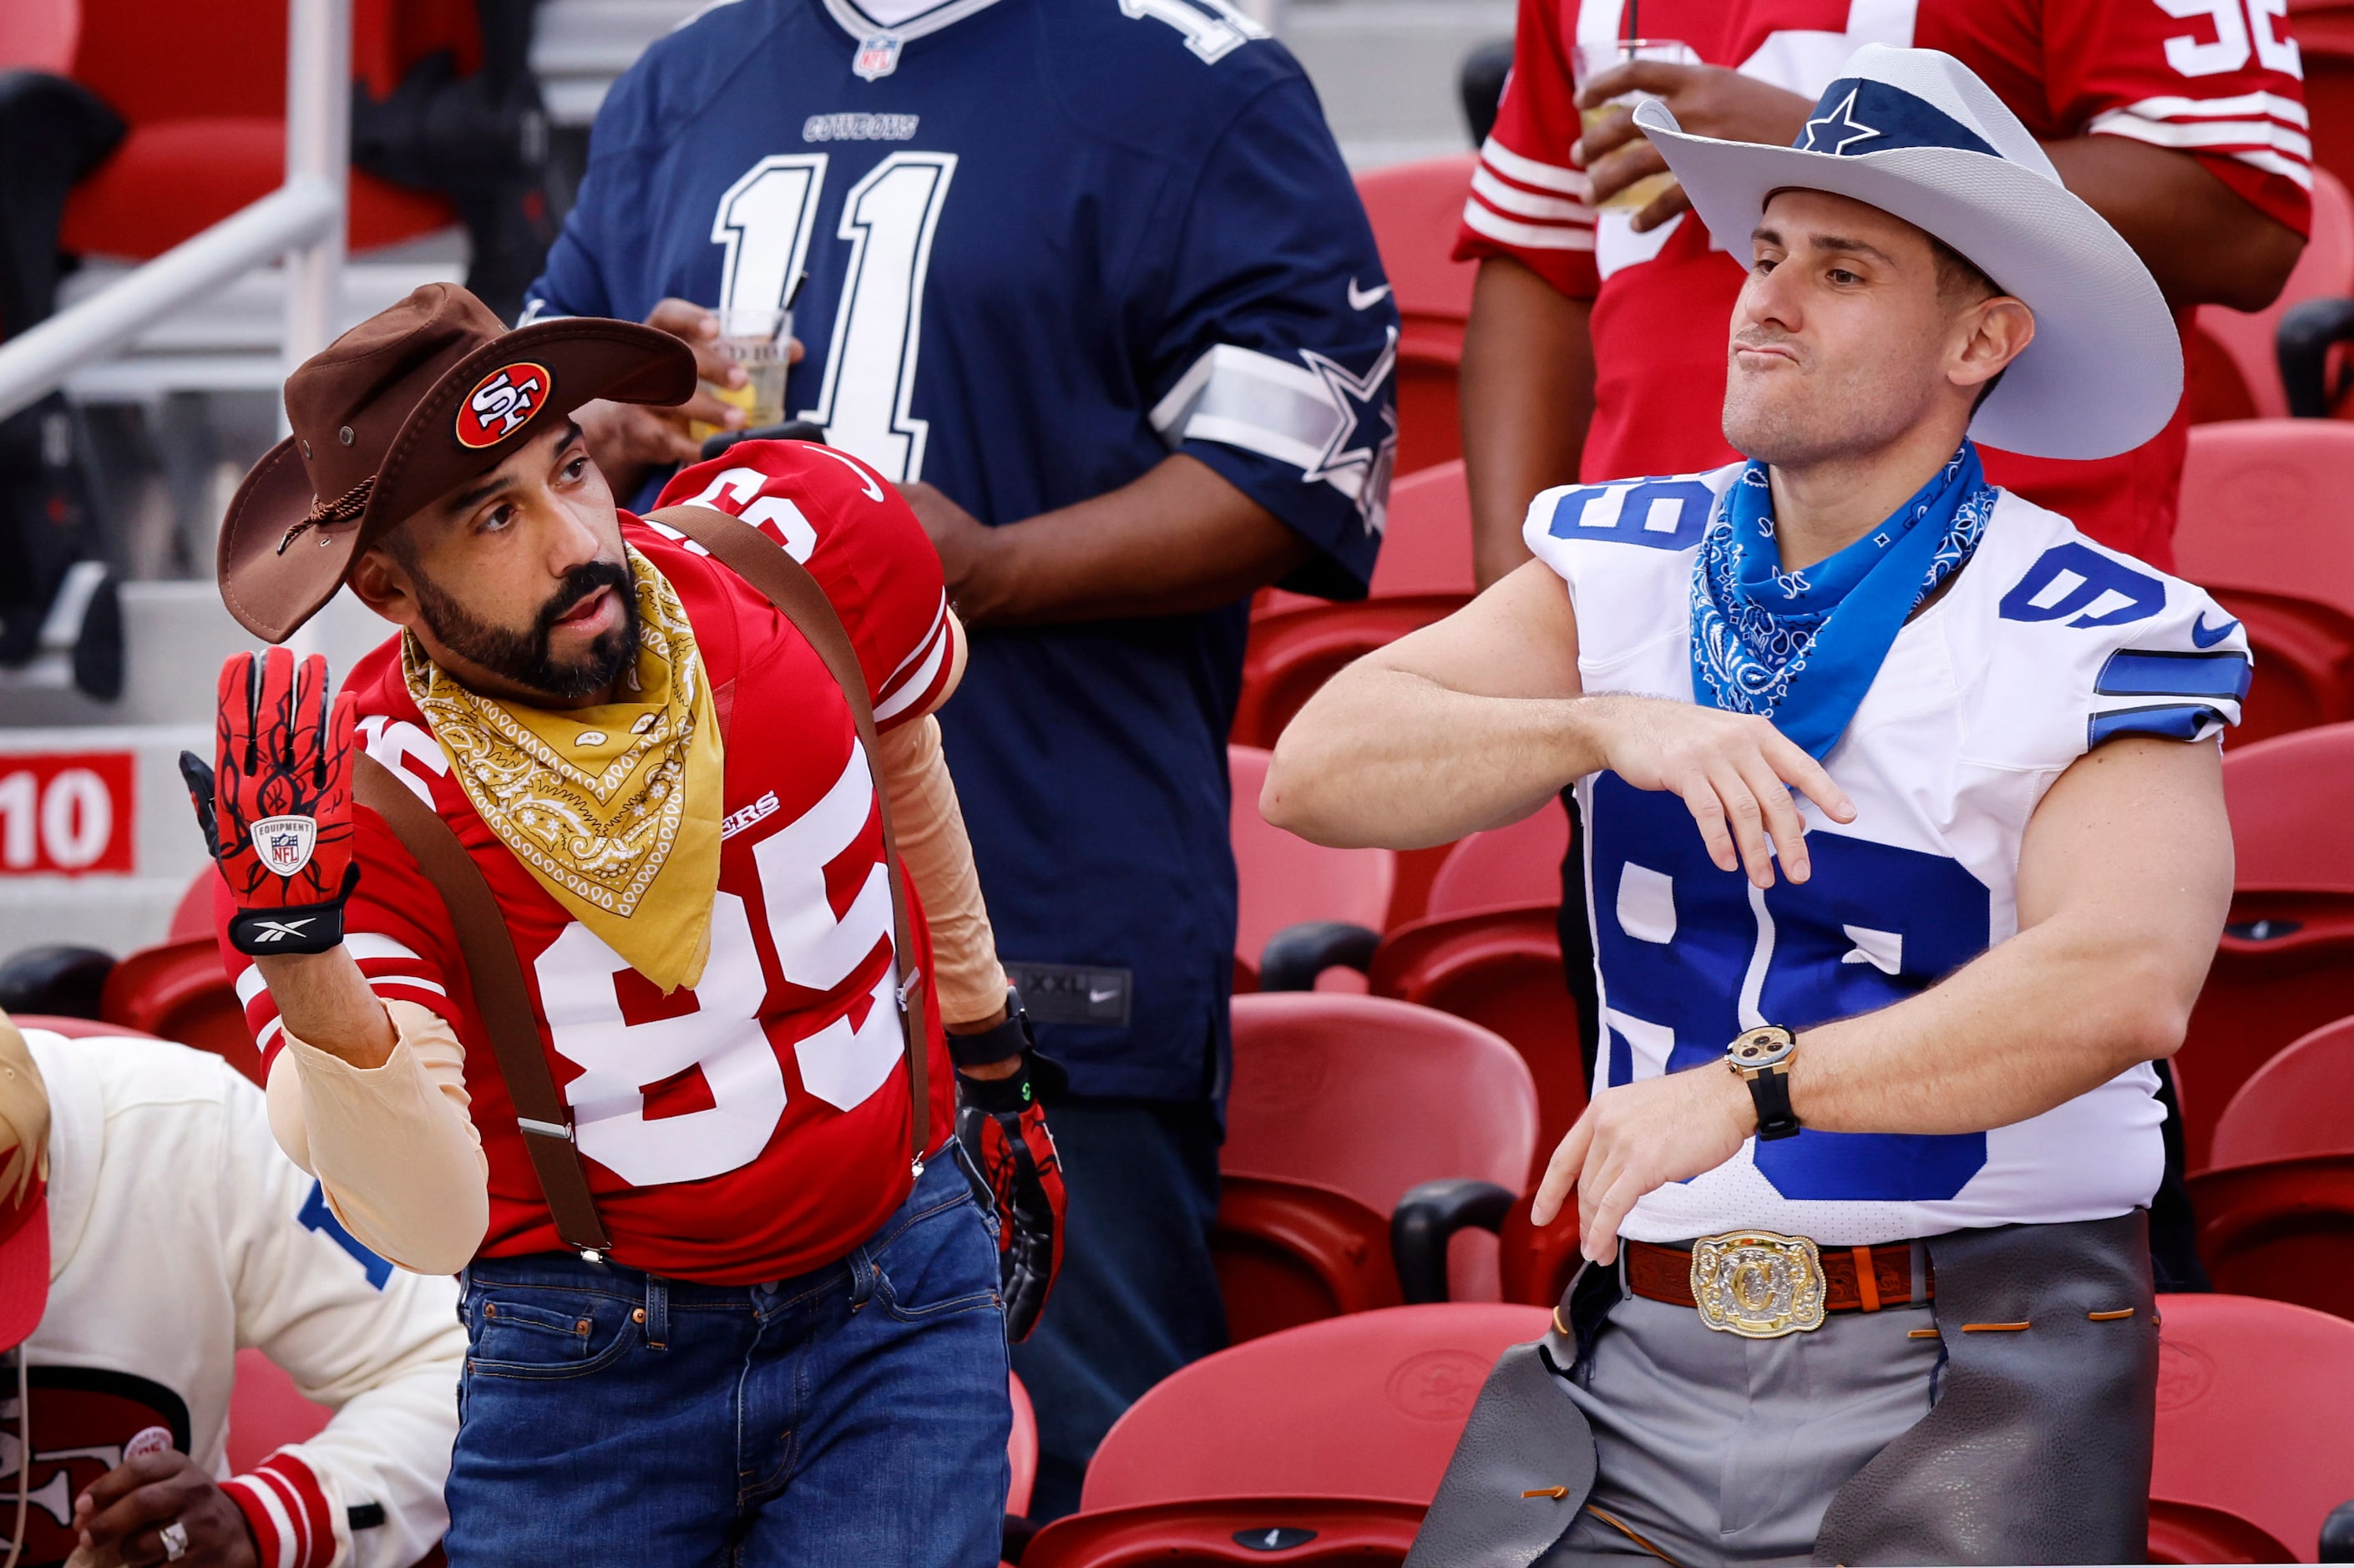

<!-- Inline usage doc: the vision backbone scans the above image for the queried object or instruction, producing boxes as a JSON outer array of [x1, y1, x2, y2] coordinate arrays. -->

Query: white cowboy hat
[[1633, 43, 2179, 462]]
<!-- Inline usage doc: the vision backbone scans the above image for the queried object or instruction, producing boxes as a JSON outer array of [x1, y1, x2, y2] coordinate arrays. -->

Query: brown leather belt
[[1628, 1237, 1931, 1315]]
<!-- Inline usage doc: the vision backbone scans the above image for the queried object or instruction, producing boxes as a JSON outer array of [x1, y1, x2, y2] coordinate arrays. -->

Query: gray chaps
[[1405, 1212, 2159, 1567]]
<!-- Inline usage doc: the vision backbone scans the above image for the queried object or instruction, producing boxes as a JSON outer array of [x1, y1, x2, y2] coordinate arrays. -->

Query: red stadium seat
[[1368, 459, 1476, 600], [99, 936, 258, 1083], [1425, 799, 1570, 919], [1354, 156, 1476, 478], [1030, 1297, 2346, 1567], [1228, 746, 1395, 989], [1008, 1373, 1038, 1518], [2149, 1292, 2354, 1560], [1369, 908, 1583, 1163], [2212, 1015, 2354, 1166], [1221, 994, 1535, 1331], [1017, 1302, 1548, 1568], [2175, 722, 2354, 1167], [2185, 1154, 2354, 1320], [225, 1347, 331, 1475], [170, 866, 223, 943], [2188, 168, 2354, 422], [2174, 422, 2354, 747], [1231, 596, 1465, 748], [1211, 1175, 1405, 1342], [58, 0, 466, 260], [0, 0, 77, 73]]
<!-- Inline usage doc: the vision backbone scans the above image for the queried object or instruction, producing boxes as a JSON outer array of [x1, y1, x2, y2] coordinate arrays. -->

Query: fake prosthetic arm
[[180, 650, 361, 955], [872, 714, 1067, 1340], [873, 715, 1007, 1026]]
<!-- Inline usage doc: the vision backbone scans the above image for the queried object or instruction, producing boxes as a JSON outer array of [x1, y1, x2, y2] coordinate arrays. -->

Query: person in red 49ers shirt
[[180, 284, 1061, 1567], [1456, 0, 2312, 581]]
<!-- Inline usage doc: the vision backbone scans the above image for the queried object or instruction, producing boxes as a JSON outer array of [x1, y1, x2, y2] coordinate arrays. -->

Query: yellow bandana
[[405, 549, 723, 992]]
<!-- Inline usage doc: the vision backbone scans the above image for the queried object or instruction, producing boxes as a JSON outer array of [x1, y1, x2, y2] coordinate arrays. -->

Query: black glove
[[952, 994, 1066, 1342]]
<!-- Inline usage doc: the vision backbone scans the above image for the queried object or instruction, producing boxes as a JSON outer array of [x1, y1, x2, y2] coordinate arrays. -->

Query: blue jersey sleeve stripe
[[2088, 702, 2230, 747], [2093, 649, 2254, 701]]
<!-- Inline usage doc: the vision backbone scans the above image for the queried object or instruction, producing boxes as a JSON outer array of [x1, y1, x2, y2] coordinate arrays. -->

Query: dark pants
[[444, 1154, 1010, 1567], [1010, 1097, 1228, 1520]]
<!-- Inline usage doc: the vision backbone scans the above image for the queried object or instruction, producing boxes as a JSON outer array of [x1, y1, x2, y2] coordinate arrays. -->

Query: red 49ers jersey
[[1456, 0, 2315, 564], [227, 440, 961, 1283]]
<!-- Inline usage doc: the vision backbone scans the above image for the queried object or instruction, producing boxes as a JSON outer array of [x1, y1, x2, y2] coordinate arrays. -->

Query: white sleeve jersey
[[17, 1031, 461, 1568], [1525, 468, 2250, 1246]]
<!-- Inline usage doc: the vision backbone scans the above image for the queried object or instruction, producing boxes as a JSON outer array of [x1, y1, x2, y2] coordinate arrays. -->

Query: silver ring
[[159, 1520, 190, 1561]]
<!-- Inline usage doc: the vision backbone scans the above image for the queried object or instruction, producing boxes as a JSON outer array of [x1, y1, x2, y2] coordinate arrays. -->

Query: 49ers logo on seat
[[455, 361, 552, 448]]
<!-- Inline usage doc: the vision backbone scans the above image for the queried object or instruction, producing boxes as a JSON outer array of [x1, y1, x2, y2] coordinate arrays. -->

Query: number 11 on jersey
[[712, 151, 959, 484]]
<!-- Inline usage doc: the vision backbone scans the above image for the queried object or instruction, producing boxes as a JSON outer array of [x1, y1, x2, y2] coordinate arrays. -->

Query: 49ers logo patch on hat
[[456, 361, 552, 448]]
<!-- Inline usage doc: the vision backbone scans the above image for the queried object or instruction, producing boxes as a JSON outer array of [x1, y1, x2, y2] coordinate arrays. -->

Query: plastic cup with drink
[[1572, 37, 1701, 212], [711, 304, 794, 431]]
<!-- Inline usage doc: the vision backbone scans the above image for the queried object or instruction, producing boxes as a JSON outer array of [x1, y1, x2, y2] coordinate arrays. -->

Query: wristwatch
[[948, 988, 1070, 1099], [1725, 1025, 1802, 1141]]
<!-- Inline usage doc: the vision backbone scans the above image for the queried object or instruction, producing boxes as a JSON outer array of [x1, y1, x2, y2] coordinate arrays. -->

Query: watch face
[[1729, 1027, 1795, 1071]]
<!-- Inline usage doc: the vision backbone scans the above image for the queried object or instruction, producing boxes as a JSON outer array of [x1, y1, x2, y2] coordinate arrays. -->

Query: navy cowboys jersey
[[526, 0, 1398, 1097], [1526, 467, 2250, 1243]]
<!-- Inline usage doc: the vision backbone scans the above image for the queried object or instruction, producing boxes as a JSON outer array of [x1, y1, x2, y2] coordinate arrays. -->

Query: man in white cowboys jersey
[[522, 0, 1395, 1518], [1269, 46, 2245, 1566]]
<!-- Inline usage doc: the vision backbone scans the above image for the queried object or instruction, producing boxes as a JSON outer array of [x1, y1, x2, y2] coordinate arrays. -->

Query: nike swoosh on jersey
[[2190, 613, 2241, 649], [1347, 278, 1392, 311], [1088, 987, 1118, 1003]]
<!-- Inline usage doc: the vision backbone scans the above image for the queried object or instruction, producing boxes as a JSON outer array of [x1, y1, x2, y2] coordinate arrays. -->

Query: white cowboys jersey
[[1526, 464, 2251, 1245]]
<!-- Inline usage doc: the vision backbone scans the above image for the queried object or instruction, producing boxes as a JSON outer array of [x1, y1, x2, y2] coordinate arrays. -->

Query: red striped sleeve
[[224, 1450, 337, 1568], [1450, 0, 1601, 298]]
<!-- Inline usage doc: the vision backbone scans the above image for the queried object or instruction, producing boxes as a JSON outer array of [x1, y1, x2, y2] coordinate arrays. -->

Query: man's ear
[[1952, 295, 2035, 396], [347, 544, 419, 630]]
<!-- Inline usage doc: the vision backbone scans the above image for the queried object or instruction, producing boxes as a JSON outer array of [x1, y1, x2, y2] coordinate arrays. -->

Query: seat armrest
[[2276, 297, 2354, 418], [1391, 1177, 1516, 1304], [1257, 921, 1380, 993]]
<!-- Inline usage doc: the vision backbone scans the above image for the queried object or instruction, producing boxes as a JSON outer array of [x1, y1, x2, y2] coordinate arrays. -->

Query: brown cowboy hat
[[218, 282, 696, 642]]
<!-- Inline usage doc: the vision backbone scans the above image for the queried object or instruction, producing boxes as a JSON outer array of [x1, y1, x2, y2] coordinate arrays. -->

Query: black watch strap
[[1747, 1066, 1801, 1141], [949, 989, 1032, 1070]]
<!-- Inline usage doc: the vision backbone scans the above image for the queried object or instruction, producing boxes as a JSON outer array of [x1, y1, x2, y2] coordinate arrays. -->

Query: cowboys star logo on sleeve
[[454, 362, 553, 448], [251, 815, 319, 877]]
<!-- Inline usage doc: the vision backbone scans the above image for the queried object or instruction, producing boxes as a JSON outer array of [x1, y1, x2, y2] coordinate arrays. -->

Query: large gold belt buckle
[[1689, 1229, 1829, 1339]]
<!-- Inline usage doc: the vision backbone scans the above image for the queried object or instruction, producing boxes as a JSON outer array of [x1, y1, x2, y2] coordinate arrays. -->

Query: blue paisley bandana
[[1690, 443, 1997, 759]]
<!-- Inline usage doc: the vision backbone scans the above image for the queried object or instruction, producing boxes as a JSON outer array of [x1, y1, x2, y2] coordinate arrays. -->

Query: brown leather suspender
[[352, 753, 616, 1257], [346, 503, 930, 1262]]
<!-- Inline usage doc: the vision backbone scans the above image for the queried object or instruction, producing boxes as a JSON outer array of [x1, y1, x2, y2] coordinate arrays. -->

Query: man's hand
[[898, 481, 1002, 616], [1531, 1061, 1758, 1262], [71, 1451, 259, 1568], [1575, 62, 1811, 230], [574, 299, 804, 496], [1583, 695, 1855, 886], [180, 649, 359, 956]]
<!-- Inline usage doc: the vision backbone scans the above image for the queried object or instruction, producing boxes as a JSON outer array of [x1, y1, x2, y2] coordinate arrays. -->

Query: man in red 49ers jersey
[[1457, 0, 2311, 579], [180, 284, 1062, 1566]]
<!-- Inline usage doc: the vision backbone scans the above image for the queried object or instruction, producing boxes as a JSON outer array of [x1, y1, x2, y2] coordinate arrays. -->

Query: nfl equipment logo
[[251, 816, 318, 877], [853, 32, 902, 80]]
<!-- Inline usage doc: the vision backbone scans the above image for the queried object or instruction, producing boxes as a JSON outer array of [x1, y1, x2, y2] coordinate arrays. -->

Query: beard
[[411, 559, 640, 702]]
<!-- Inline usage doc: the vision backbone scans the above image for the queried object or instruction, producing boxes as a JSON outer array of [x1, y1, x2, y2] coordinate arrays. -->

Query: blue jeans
[[443, 1153, 1011, 1567]]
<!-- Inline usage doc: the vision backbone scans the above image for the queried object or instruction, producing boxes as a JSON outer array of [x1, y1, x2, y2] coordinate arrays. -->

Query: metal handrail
[[0, 0, 350, 425]]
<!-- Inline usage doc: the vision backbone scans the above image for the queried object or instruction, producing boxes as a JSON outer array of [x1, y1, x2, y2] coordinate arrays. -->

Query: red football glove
[[179, 649, 359, 956], [954, 1007, 1068, 1342]]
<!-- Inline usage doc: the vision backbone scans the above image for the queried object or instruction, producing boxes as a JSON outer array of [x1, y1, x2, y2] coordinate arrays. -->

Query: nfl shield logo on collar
[[853, 31, 902, 79], [251, 815, 319, 877]]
